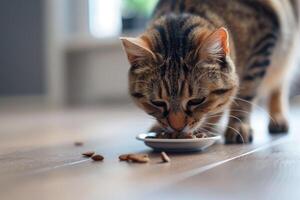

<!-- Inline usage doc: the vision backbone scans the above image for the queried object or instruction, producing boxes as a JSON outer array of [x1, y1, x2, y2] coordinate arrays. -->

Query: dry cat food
[[82, 151, 95, 157], [74, 141, 84, 146], [91, 154, 104, 161], [118, 154, 130, 161], [119, 153, 150, 163], [147, 132, 209, 139], [194, 133, 208, 138], [160, 152, 171, 163], [128, 154, 150, 163]]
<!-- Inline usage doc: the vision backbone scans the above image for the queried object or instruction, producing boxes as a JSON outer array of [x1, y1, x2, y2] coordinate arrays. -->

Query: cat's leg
[[268, 86, 289, 134], [225, 97, 254, 144], [225, 28, 280, 143]]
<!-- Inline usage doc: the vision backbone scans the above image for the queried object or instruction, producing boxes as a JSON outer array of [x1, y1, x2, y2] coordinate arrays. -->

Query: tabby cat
[[121, 0, 299, 143]]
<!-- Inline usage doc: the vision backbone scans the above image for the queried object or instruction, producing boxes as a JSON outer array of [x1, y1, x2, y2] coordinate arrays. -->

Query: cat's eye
[[150, 100, 168, 109], [211, 88, 232, 95], [186, 97, 206, 110], [150, 100, 169, 116], [131, 92, 145, 98]]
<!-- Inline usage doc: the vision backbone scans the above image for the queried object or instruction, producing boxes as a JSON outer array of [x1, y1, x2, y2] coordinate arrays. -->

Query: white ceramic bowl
[[136, 132, 221, 152]]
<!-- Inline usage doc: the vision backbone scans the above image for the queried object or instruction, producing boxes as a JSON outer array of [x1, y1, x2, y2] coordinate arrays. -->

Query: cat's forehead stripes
[[146, 14, 213, 100], [151, 14, 206, 59], [151, 49, 196, 101], [162, 79, 171, 96]]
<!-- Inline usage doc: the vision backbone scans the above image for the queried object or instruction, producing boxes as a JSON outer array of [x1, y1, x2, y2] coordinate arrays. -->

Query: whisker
[[201, 124, 220, 134], [229, 109, 252, 115], [227, 115, 242, 123], [202, 122, 221, 132], [204, 115, 222, 120], [231, 99, 239, 106], [204, 122, 244, 143], [231, 97, 275, 123], [205, 114, 242, 124], [198, 126, 216, 135]]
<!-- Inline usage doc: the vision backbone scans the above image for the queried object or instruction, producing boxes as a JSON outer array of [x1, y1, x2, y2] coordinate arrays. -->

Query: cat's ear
[[120, 37, 155, 63], [202, 27, 230, 57]]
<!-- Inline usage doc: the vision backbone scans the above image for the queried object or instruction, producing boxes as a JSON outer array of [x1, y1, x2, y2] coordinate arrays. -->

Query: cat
[[121, 0, 299, 144]]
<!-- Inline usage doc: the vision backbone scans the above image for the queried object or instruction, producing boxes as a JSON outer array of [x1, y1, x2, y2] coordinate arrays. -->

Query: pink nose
[[167, 111, 186, 131]]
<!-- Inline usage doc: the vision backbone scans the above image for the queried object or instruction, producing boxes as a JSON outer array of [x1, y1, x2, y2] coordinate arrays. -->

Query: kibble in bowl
[[147, 132, 211, 139], [136, 132, 221, 152]]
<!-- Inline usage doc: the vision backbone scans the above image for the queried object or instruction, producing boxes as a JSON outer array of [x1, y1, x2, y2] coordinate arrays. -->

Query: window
[[88, 0, 158, 38], [88, 0, 122, 38]]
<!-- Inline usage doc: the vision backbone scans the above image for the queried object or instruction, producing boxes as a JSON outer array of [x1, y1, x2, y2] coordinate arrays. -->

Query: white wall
[[66, 40, 131, 104]]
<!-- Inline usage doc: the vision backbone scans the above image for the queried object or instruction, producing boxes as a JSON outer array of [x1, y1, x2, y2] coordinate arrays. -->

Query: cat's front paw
[[268, 115, 289, 134], [225, 122, 253, 144]]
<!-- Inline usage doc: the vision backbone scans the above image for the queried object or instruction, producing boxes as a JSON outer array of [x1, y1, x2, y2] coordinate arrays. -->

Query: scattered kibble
[[74, 141, 84, 146], [82, 151, 95, 157], [195, 132, 207, 138], [160, 152, 171, 163], [118, 153, 150, 163], [119, 154, 130, 161], [127, 154, 150, 163], [91, 154, 104, 161]]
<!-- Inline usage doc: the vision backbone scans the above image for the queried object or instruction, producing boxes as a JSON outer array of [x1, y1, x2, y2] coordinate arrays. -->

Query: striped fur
[[121, 0, 299, 143]]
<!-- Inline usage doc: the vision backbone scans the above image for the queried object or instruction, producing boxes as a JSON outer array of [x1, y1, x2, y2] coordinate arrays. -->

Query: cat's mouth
[[159, 124, 188, 134], [161, 117, 205, 135]]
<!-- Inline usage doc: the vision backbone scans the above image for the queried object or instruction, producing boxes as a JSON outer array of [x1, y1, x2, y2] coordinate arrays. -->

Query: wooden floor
[[0, 104, 299, 200]]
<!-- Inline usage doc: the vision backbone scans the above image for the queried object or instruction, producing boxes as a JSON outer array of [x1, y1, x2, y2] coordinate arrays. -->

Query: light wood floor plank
[[0, 106, 298, 200]]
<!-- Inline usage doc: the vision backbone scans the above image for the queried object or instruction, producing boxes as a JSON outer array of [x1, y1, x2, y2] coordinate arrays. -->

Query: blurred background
[[0, 0, 299, 108], [0, 0, 158, 107]]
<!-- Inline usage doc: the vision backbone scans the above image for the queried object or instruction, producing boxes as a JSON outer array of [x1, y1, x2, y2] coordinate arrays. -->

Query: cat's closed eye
[[150, 100, 169, 116], [186, 97, 206, 112], [131, 92, 145, 98], [211, 88, 233, 95], [150, 100, 168, 108]]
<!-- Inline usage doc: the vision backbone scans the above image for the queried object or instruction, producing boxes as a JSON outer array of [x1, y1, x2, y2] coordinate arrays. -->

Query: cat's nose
[[167, 111, 186, 132]]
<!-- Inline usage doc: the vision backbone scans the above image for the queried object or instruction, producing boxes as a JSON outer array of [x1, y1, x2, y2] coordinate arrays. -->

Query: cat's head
[[121, 15, 238, 133]]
